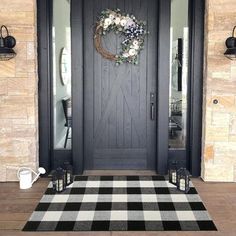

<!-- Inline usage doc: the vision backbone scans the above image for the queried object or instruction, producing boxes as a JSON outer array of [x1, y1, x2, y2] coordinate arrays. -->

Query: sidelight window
[[52, 0, 72, 150], [169, 0, 189, 149]]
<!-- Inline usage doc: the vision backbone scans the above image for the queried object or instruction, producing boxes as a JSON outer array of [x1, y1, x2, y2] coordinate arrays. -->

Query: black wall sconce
[[0, 25, 16, 61], [224, 26, 236, 60]]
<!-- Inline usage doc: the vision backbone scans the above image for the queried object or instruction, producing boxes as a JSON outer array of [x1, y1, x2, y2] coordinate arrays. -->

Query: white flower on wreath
[[109, 13, 115, 20], [123, 52, 129, 58], [133, 40, 139, 46], [128, 48, 137, 56], [104, 18, 112, 26], [114, 17, 121, 25], [131, 40, 139, 50], [120, 18, 127, 27], [130, 45, 139, 50], [133, 45, 139, 50]]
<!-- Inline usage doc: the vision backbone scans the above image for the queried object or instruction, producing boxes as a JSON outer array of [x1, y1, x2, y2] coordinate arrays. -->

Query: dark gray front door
[[84, 0, 158, 170]]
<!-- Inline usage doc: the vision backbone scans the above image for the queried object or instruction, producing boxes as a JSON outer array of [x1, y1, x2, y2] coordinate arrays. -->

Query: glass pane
[[169, 0, 189, 149], [52, 0, 71, 149]]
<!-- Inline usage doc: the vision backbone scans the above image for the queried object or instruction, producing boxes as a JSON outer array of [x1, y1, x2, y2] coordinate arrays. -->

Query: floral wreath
[[94, 9, 148, 65]]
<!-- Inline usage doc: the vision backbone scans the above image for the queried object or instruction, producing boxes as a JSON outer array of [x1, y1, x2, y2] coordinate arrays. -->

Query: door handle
[[150, 103, 155, 120], [150, 92, 155, 120]]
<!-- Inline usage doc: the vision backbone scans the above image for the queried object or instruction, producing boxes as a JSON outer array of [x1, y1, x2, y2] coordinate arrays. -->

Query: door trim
[[157, 0, 171, 174], [188, 0, 205, 176], [71, 0, 84, 174], [37, 0, 51, 172], [37, 0, 204, 176]]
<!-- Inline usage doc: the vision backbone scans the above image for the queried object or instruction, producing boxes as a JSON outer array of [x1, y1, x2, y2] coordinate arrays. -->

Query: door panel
[[84, 0, 158, 170]]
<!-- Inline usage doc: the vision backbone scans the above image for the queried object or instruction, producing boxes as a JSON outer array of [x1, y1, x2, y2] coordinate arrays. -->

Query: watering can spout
[[32, 167, 46, 184]]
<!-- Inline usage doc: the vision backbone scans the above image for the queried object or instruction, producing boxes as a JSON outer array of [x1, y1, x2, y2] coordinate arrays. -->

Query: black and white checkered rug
[[23, 176, 217, 231]]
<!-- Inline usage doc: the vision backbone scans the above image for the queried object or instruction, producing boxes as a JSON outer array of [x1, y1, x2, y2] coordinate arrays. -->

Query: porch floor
[[0, 173, 236, 235]]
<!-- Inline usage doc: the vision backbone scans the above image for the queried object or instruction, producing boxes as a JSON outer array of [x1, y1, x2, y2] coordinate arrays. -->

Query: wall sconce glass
[[224, 26, 236, 60], [0, 25, 16, 61]]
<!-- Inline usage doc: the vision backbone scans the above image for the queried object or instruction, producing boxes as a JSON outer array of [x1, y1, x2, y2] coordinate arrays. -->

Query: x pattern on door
[[94, 64, 146, 147]]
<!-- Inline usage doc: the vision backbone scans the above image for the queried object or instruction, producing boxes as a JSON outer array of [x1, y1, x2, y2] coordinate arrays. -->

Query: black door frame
[[37, 0, 204, 176]]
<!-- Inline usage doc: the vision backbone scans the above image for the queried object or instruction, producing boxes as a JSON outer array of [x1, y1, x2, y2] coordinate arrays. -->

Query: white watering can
[[17, 167, 46, 189]]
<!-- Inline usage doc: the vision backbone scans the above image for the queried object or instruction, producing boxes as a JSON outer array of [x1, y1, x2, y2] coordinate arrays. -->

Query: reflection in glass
[[169, 0, 189, 149], [52, 0, 71, 149]]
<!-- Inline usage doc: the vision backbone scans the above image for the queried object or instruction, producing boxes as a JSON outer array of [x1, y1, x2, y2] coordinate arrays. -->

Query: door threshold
[[83, 170, 157, 176]]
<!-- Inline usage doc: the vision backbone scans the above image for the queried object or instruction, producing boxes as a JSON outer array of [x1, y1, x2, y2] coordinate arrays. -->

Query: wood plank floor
[[0, 176, 236, 236]]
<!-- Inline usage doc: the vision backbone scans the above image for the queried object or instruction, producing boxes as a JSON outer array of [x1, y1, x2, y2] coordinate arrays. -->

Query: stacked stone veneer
[[0, 0, 236, 181], [202, 0, 236, 182], [0, 0, 38, 181]]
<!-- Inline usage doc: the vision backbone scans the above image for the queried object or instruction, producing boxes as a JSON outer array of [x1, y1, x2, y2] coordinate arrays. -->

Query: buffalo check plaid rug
[[23, 176, 217, 231]]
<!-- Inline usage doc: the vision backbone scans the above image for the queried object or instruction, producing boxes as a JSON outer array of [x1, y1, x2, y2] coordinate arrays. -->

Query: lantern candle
[[179, 178, 185, 191], [63, 162, 73, 186], [58, 179, 64, 192], [168, 161, 178, 186], [172, 172, 177, 183], [67, 173, 70, 184]]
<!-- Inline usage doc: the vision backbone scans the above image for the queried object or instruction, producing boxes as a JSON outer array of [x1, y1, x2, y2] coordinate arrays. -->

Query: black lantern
[[63, 162, 73, 186], [0, 25, 16, 61], [177, 168, 190, 193], [168, 161, 178, 185], [52, 167, 66, 193], [224, 26, 236, 60]]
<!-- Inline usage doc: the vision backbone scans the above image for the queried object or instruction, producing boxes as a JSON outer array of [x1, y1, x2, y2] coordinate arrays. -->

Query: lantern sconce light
[[0, 25, 16, 61], [224, 26, 236, 60]]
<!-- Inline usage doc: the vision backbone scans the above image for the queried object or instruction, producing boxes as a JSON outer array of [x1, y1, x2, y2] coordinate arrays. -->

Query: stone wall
[[202, 0, 236, 181], [0, 0, 38, 181]]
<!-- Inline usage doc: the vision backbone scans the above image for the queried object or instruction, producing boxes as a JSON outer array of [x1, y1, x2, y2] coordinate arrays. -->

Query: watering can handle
[[17, 167, 37, 180]]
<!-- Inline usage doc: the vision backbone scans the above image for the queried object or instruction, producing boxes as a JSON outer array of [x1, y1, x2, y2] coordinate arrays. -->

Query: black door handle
[[150, 92, 155, 120], [150, 103, 155, 120]]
